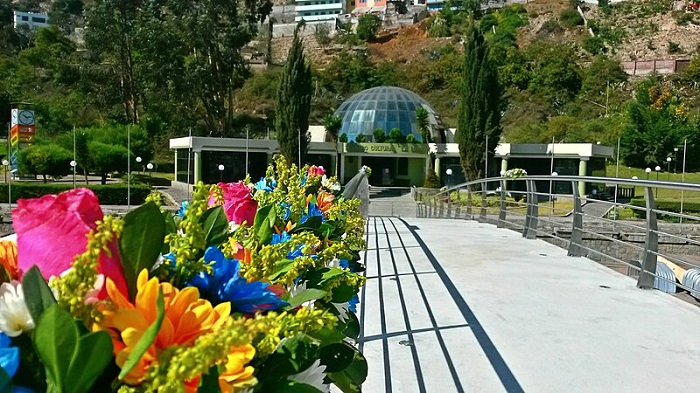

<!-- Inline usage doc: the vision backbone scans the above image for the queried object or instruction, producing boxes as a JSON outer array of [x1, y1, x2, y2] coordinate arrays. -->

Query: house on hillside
[[295, 0, 346, 21], [13, 11, 49, 30]]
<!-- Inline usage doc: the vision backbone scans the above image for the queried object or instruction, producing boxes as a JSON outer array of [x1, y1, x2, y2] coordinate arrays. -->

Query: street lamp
[[2, 160, 10, 212], [218, 164, 225, 182], [674, 147, 679, 173], [70, 160, 77, 188], [146, 162, 153, 177], [445, 168, 453, 188], [666, 156, 672, 180], [645, 167, 651, 179], [136, 156, 142, 174], [655, 165, 661, 197]]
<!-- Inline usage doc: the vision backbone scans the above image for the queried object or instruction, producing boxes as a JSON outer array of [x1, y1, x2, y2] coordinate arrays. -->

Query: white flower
[[287, 359, 329, 392], [333, 301, 350, 323], [322, 175, 341, 192], [0, 281, 34, 337]]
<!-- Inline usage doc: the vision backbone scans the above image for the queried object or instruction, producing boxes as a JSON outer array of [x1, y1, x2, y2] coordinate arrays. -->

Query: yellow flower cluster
[[52, 215, 124, 325], [165, 183, 211, 285]]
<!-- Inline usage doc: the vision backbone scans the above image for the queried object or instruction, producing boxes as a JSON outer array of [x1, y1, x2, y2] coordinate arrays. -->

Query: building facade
[[295, 0, 345, 21], [13, 11, 49, 30]]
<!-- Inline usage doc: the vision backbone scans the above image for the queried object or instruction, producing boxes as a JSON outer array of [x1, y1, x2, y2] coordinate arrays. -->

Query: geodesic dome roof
[[334, 86, 441, 142]]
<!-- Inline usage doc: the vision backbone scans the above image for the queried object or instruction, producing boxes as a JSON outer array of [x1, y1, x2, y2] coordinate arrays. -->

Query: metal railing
[[415, 175, 700, 299]]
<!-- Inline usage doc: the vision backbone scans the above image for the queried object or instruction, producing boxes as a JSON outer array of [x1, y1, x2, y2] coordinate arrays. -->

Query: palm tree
[[415, 107, 439, 187], [323, 114, 343, 176]]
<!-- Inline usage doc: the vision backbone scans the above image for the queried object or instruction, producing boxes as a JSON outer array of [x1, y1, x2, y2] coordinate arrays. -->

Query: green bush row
[[629, 198, 700, 219], [0, 183, 152, 205]]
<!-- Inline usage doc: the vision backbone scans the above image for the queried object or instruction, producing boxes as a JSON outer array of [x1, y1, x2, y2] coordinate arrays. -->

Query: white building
[[13, 11, 50, 30], [295, 0, 344, 21]]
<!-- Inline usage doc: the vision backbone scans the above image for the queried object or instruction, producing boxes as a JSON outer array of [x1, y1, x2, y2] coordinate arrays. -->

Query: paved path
[[358, 217, 700, 392]]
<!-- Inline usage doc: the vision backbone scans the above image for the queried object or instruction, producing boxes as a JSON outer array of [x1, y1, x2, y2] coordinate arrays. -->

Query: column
[[194, 151, 203, 184], [500, 158, 508, 175], [434, 156, 441, 177], [578, 158, 588, 196], [173, 150, 178, 182]]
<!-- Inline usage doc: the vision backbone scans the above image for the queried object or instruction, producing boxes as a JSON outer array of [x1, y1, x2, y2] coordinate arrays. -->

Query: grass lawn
[[605, 164, 700, 202]]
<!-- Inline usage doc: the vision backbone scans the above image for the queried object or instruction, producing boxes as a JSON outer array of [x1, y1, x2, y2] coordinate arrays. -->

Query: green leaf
[[33, 305, 79, 390], [306, 268, 345, 288], [269, 259, 295, 281], [265, 381, 324, 392], [254, 205, 277, 244], [0, 367, 11, 392], [331, 283, 356, 303], [162, 211, 178, 254], [198, 366, 220, 392], [319, 342, 355, 373], [21, 265, 57, 322], [119, 202, 166, 299], [327, 351, 367, 393], [66, 331, 113, 393], [285, 289, 327, 310], [119, 289, 165, 381], [341, 312, 360, 339], [200, 206, 229, 246]]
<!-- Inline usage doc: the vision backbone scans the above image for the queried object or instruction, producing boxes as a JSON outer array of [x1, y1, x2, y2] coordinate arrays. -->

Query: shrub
[[423, 170, 441, 188], [388, 128, 405, 143], [560, 8, 584, 28], [480, 14, 498, 32], [314, 23, 332, 46], [372, 128, 386, 143], [406, 134, 416, 143], [539, 19, 562, 34], [583, 36, 607, 54], [339, 133, 348, 143], [629, 198, 700, 221], [0, 183, 152, 205], [668, 41, 682, 54], [356, 134, 367, 143], [357, 14, 381, 42]]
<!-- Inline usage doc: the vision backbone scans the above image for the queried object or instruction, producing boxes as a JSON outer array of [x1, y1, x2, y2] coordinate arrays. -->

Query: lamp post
[[551, 172, 558, 211], [70, 160, 77, 188], [674, 147, 679, 173], [666, 156, 672, 180], [218, 164, 225, 182], [445, 168, 453, 188], [645, 167, 651, 179], [2, 160, 10, 212], [655, 165, 661, 197], [136, 156, 142, 174], [146, 162, 153, 177]]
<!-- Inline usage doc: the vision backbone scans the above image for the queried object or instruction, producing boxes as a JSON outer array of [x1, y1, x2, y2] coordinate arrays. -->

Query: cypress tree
[[275, 27, 312, 165], [456, 22, 501, 181]]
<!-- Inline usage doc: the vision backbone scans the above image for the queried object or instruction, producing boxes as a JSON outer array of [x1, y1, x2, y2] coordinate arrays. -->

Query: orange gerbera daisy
[[307, 192, 334, 215], [101, 269, 231, 387], [219, 344, 256, 393], [0, 240, 18, 281]]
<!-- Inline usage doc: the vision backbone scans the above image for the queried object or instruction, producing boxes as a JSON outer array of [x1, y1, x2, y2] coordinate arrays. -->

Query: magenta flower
[[307, 165, 326, 177], [11, 188, 128, 297], [209, 181, 258, 225]]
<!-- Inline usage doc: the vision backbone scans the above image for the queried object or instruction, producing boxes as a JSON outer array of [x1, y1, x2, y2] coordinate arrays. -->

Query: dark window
[[398, 158, 408, 176], [176, 149, 195, 184], [21, 16, 28, 21], [32, 17, 46, 23]]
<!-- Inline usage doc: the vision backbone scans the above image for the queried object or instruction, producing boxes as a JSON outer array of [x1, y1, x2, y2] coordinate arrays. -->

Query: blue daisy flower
[[188, 247, 287, 313], [0, 333, 19, 378], [271, 231, 291, 245], [176, 201, 189, 217], [255, 177, 276, 192], [301, 202, 324, 224]]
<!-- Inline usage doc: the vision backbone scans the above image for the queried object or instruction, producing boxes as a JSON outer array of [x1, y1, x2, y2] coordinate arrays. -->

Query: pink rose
[[12, 188, 128, 297], [308, 165, 326, 177], [209, 181, 258, 225]]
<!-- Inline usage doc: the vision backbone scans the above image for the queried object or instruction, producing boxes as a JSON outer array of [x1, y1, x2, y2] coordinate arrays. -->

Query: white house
[[13, 11, 49, 30], [295, 0, 345, 21]]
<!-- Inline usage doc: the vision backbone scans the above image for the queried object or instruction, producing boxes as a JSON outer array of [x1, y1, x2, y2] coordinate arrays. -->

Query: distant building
[[353, 0, 387, 15], [13, 11, 49, 30], [295, 0, 345, 21]]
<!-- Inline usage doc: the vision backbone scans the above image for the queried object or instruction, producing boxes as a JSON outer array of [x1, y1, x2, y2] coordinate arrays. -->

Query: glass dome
[[334, 86, 440, 142]]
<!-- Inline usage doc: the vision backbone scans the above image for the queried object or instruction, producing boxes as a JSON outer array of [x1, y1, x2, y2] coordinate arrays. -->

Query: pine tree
[[275, 27, 312, 165], [456, 22, 501, 181]]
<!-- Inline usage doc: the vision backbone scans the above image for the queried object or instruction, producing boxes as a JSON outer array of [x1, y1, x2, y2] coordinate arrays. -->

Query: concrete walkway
[[358, 217, 700, 392]]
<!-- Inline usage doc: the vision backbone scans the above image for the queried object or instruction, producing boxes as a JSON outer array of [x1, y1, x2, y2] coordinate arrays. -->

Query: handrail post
[[455, 188, 461, 219], [568, 180, 584, 257], [439, 192, 445, 218], [638, 186, 658, 289], [523, 179, 532, 237], [479, 183, 487, 222], [525, 179, 539, 239], [466, 184, 473, 220], [498, 179, 507, 228], [431, 195, 436, 218], [447, 188, 452, 218]]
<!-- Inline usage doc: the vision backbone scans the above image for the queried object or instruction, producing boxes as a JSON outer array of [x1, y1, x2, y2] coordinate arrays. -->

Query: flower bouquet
[[503, 168, 527, 180], [0, 156, 368, 393]]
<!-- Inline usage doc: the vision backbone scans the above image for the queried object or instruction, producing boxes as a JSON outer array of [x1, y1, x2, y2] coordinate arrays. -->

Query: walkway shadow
[[358, 216, 523, 392]]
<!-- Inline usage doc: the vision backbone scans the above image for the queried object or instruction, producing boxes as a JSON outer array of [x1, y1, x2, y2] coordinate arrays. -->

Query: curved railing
[[414, 175, 700, 300]]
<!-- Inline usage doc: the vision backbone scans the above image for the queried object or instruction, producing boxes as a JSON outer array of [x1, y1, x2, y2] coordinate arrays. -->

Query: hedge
[[629, 198, 700, 220], [0, 183, 152, 205]]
